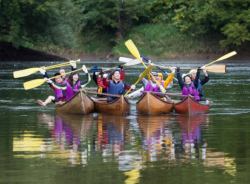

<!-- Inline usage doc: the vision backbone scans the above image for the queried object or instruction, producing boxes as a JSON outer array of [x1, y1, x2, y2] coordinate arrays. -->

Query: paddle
[[187, 51, 236, 74], [206, 65, 226, 73], [86, 90, 121, 98], [13, 59, 80, 78], [23, 67, 83, 90], [143, 91, 182, 97], [119, 56, 179, 83], [99, 58, 142, 74], [119, 56, 227, 73], [124, 65, 153, 96], [125, 39, 166, 93], [203, 51, 237, 67]]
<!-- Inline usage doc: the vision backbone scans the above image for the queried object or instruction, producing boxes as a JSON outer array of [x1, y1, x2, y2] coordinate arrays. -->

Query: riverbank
[[0, 41, 249, 62]]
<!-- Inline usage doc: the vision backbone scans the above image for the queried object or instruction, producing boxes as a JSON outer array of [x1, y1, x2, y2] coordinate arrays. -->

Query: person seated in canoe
[[106, 69, 135, 102], [37, 65, 88, 106], [189, 67, 209, 101], [94, 65, 126, 98], [36, 60, 77, 106], [127, 67, 175, 99], [59, 60, 77, 81], [176, 67, 200, 101], [37, 70, 67, 106], [65, 65, 89, 101], [91, 66, 109, 96]]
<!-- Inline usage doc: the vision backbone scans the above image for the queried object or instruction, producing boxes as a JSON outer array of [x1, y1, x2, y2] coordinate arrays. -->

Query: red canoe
[[174, 96, 209, 115]]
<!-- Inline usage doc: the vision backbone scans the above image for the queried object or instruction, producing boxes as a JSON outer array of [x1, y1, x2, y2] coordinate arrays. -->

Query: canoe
[[92, 95, 130, 115], [56, 90, 94, 114], [174, 96, 209, 115], [136, 92, 174, 115]]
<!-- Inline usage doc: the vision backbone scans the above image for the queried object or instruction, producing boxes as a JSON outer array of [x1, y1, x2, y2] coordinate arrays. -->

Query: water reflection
[[137, 116, 175, 162], [12, 112, 237, 179], [176, 115, 208, 160], [36, 113, 94, 165]]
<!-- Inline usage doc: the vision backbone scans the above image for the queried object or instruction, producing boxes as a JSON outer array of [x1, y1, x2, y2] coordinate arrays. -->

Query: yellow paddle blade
[[125, 65, 153, 96], [205, 51, 237, 67], [206, 64, 226, 73], [135, 65, 153, 85], [125, 39, 141, 59], [13, 68, 40, 78], [23, 79, 46, 90]]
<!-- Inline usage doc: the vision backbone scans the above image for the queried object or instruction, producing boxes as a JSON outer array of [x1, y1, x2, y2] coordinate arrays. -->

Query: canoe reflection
[[176, 115, 208, 160], [96, 115, 128, 158], [137, 115, 175, 162], [37, 113, 95, 165]]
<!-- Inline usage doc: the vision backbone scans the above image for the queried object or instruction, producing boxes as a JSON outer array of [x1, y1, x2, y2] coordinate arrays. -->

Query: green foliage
[[0, 0, 82, 49], [0, 0, 249, 55], [113, 24, 220, 57], [171, 0, 250, 47], [74, 0, 153, 50]]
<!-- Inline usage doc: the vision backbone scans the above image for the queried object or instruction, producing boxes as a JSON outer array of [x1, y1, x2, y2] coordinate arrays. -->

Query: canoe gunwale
[[136, 92, 174, 115], [93, 95, 130, 115], [136, 92, 173, 105], [55, 90, 94, 114]]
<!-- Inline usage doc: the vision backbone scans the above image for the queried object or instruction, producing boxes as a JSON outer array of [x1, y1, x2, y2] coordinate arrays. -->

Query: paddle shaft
[[86, 91, 121, 98], [124, 65, 153, 96], [203, 51, 237, 67], [23, 68, 84, 90], [125, 40, 166, 93], [142, 91, 182, 97]]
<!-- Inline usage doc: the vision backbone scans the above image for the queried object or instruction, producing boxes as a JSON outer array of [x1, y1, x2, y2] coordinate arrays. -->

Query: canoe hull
[[56, 91, 94, 115], [93, 96, 130, 116], [136, 92, 174, 115], [174, 96, 209, 115]]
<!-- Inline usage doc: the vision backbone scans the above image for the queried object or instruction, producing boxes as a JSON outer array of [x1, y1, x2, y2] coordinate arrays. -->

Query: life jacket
[[144, 81, 154, 92], [152, 81, 165, 92], [65, 80, 81, 101], [182, 83, 200, 101], [107, 80, 125, 95], [97, 76, 108, 93], [52, 82, 67, 102]]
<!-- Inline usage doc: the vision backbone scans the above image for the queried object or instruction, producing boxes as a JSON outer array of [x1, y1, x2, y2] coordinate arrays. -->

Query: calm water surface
[[0, 60, 250, 184]]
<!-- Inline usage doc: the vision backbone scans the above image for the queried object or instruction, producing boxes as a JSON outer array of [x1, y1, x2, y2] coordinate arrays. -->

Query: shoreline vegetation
[[1, 40, 249, 62], [1, 0, 249, 62]]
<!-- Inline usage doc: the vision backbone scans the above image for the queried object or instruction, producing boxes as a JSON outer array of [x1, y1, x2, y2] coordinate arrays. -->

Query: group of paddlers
[[37, 57, 209, 107]]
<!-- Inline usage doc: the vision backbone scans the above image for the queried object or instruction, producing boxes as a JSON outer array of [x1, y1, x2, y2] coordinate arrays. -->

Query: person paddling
[[65, 65, 89, 101], [37, 64, 88, 106], [37, 70, 67, 106], [106, 69, 135, 102], [176, 67, 200, 101], [127, 67, 175, 99], [189, 67, 209, 101]]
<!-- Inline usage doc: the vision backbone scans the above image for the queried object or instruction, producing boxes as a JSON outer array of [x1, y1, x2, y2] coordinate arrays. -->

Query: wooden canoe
[[56, 90, 94, 115], [92, 95, 130, 115], [136, 92, 174, 115], [174, 96, 209, 115]]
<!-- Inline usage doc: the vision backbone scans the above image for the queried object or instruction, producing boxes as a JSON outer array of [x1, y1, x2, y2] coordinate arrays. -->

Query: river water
[[1, 60, 250, 184]]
